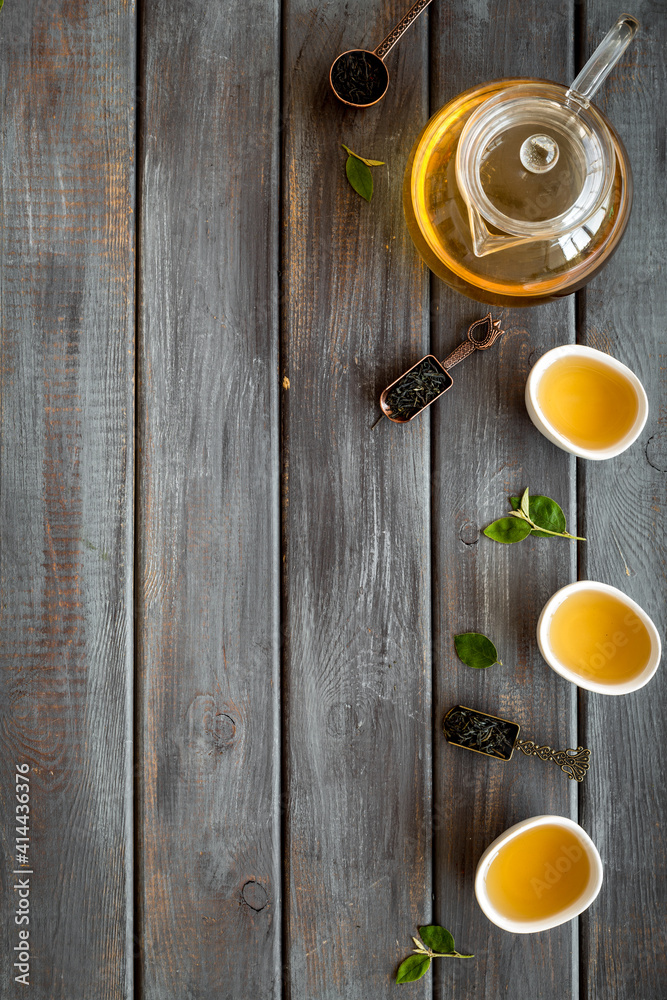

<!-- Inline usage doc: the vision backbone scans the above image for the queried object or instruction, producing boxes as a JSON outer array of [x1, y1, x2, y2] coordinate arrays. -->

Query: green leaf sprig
[[484, 487, 585, 545], [454, 632, 501, 669], [342, 144, 384, 202], [396, 925, 473, 983]]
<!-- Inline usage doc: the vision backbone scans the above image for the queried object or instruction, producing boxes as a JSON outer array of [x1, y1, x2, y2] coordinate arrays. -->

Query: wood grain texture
[[136, 0, 281, 996], [281, 2, 432, 996], [2, 2, 664, 997], [429, 3, 579, 997], [0, 0, 135, 997], [577, 2, 667, 996]]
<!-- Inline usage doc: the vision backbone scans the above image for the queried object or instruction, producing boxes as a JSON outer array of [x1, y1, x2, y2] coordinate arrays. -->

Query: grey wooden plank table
[[1, 1, 665, 998]]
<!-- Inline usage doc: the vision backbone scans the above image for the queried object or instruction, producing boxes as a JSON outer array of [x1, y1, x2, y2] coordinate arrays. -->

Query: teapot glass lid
[[456, 87, 617, 240]]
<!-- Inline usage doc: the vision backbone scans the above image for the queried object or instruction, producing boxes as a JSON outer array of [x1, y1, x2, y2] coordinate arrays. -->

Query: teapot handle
[[566, 13, 639, 110]]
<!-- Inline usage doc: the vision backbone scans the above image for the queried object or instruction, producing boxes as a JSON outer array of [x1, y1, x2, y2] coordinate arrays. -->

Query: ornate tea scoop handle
[[378, 314, 505, 424], [374, 0, 435, 60], [516, 740, 591, 782], [440, 314, 505, 370]]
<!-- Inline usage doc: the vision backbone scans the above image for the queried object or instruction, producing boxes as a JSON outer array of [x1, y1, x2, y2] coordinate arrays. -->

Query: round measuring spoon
[[330, 0, 434, 108]]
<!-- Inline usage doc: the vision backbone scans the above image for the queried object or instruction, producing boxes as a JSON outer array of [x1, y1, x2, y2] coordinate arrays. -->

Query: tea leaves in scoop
[[443, 705, 518, 760], [331, 51, 388, 106], [383, 357, 452, 420]]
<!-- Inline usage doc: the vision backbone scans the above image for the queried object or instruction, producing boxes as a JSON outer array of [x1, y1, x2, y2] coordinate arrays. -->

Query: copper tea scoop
[[380, 314, 504, 423], [443, 705, 591, 783], [330, 0, 434, 108]]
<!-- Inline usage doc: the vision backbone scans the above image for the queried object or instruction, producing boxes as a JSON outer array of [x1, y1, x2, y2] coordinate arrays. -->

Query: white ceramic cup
[[537, 580, 662, 695], [475, 814, 603, 934], [525, 344, 649, 460]]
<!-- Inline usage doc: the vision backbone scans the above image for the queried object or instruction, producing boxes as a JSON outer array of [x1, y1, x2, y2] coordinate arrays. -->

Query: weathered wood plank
[[136, 0, 281, 996], [0, 1, 135, 997], [429, 3, 579, 997], [281, 2, 431, 996], [578, 4, 667, 997]]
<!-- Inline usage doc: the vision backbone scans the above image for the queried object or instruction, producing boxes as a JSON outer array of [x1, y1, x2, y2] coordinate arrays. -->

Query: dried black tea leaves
[[383, 357, 452, 421], [330, 50, 388, 106], [443, 706, 519, 761]]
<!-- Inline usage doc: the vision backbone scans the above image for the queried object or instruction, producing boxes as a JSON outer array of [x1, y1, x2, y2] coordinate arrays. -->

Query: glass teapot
[[404, 15, 638, 306]]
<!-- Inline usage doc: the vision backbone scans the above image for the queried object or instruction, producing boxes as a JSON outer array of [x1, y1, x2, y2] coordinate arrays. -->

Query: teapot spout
[[466, 200, 536, 258]]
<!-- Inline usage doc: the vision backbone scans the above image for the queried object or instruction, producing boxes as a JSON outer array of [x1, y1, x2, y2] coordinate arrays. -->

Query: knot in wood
[[241, 880, 268, 911], [326, 702, 362, 739], [646, 432, 667, 473], [459, 521, 479, 545], [208, 712, 237, 750]]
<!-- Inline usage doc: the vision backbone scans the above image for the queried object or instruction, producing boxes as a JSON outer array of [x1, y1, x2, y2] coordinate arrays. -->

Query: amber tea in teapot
[[404, 15, 638, 306]]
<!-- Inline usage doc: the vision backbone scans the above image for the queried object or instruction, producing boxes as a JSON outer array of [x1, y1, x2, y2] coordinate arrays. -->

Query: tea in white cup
[[537, 581, 662, 695], [525, 345, 648, 460], [475, 815, 603, 933]]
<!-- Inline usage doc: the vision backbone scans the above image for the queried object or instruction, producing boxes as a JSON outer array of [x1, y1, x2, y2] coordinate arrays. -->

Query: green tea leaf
[[520, 486, 530, 517], [341, 143, 385, 166], [396, 955, 431, 983], [484, 517, 532, 544], [419, 925, 455, 954], [453, 633, 500, 670], [510, 494, 567, 538], [346, 155, 373, 201], [397, 924, 473, 980]]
